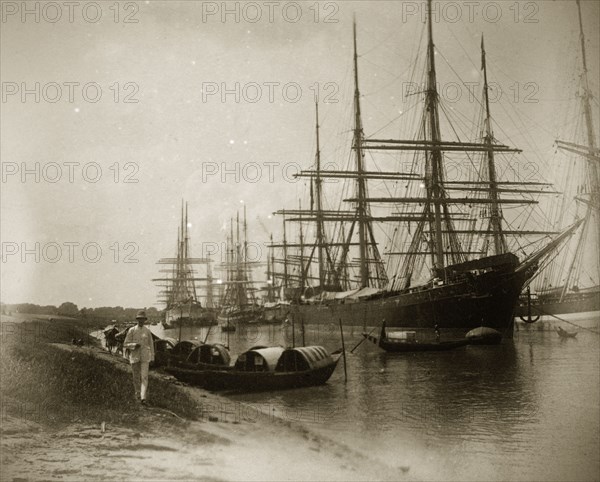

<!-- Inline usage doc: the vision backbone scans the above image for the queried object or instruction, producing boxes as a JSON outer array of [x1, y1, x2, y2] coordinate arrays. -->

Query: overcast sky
[[1, 0, 598, 309]]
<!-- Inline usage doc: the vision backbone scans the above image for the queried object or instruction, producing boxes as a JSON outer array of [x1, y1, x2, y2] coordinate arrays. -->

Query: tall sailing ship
[[270, 0, 581, 338], [515, 0, 599, 319], [153, 201, 217, 328], [217, 206, 264, 329]]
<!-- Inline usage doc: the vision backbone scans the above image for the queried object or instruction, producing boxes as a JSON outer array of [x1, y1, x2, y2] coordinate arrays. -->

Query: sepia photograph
[[1, 0, 599, 480]]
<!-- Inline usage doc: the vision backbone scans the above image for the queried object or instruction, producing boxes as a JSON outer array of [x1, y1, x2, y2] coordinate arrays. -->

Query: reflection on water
[[154, 318, 600, 481]]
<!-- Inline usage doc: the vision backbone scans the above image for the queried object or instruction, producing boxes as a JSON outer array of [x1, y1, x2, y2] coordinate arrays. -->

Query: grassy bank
[[0, 317, 199, 425], [1, 316, 412, 481]]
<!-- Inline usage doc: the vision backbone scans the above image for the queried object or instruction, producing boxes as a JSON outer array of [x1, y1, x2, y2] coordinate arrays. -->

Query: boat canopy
[[171, 340, 202, 359], [187, 343, 230, 366], [234, 346, 285, 372], [276, 346, 333, 372], [155, 337, 177, 351]]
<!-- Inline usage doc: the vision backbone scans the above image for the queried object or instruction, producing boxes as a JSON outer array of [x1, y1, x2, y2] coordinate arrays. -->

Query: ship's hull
[[163, 306, 217, 329], [217, 308, 263, 326], [288, 265, 530, 338], [514, 288, 600, 318]]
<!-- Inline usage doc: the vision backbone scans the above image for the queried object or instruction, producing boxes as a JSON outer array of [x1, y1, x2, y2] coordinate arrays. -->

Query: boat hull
[[290, 268, 529, 338], [514, 288, 600, 318], [163, 307, 217, 329], [364, 334, 468, 352], [164, 358, 340, 392]]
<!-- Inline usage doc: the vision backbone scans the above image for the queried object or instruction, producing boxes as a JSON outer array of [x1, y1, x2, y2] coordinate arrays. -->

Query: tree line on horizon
[[0, 302, 161, 322]]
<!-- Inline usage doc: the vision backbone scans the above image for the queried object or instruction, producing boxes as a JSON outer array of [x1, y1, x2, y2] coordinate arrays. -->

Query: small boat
[[169, 340, 203, 363], [153, 337, 177, 367], [556, 326, 578, 338], [465, 327, 502, 345], [165, 345, 341, 392], [363, 322, 469, 352], [169, 342, 231, 370]]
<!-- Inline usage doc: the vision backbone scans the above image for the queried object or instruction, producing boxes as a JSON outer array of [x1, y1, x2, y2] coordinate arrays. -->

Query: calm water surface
[[157, 316, 600, 481]]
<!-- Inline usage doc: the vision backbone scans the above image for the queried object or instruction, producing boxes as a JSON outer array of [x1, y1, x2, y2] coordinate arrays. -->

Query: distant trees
[[58, 302, 79, 316], [2, 303, 162, 322], [3, 303, 58, 316]]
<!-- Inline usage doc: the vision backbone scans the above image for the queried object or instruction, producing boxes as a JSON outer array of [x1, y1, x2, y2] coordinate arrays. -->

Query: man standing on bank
[[124, 310, 155, 405]]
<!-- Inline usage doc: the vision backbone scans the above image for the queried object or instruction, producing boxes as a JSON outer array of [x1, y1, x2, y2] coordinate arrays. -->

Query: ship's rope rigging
[[271, 4, 593, 297]]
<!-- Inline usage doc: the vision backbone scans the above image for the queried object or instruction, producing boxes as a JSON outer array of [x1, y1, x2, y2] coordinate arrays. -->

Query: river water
[[155, 314, 600, 481]]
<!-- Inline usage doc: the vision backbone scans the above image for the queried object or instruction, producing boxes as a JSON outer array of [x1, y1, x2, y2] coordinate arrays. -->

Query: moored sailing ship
[[270, 0, 581, 338], [153, 201, 217, 328], [515, 0, 599, 320], [217, 206, 264, 330]]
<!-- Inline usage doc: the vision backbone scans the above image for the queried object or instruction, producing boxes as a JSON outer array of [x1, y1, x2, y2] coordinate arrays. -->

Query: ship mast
[[352, 17, 370, 287], [425, 0, 446, 270], [481, 36, 507, 255], [299, 199, 306, 289], [315, 101, 326, 289], [282, 217, 289, 289], [206, 259, 214, 308], [577, 0, 598, 156]]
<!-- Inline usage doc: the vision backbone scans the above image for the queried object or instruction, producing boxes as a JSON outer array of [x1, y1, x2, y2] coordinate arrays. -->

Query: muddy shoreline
[[0, 317, 413, 481]]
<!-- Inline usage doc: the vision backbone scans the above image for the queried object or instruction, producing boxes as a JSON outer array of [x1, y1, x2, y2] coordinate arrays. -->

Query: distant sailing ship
[[216, 206, 265, 330], [153, 201, 217, 328], [269, 0, 581, 338], [516, 0, 599, 320]]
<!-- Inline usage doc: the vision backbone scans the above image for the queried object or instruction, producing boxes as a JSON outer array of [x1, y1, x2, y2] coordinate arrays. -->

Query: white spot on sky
[[74, 107, 80, 113], [240, 200, 244, 204], [187, 222, 192, 228], [229, 140, 235, 144], [191, 60, 196, 65], [243, 140, 248, 145]]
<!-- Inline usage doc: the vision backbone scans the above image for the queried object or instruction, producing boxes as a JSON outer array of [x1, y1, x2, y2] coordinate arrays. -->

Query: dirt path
[[1, 343, 414, 481]]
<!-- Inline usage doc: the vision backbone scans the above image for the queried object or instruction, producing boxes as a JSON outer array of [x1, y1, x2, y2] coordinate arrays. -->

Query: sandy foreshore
[[0, 317, 414, 481]]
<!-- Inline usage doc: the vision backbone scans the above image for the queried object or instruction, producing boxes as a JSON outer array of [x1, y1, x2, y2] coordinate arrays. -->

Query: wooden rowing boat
[[165, 345, 341, 391], [363, 321, 469, 352]]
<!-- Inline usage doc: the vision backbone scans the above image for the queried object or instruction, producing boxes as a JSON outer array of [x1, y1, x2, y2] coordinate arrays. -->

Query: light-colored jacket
[[124, 325, 155, 364]]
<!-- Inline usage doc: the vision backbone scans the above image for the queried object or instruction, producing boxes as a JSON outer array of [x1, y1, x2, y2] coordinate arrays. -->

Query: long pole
[[291, 313, 296, 348], [178, 305, 183, 342], [349, 326, 377, 353], [203, 323, 212, 344], [339, 318, 347, 383]]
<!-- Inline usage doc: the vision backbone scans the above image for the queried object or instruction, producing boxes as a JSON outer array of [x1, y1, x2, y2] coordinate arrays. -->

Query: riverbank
[[0, 316, 412, 481]]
